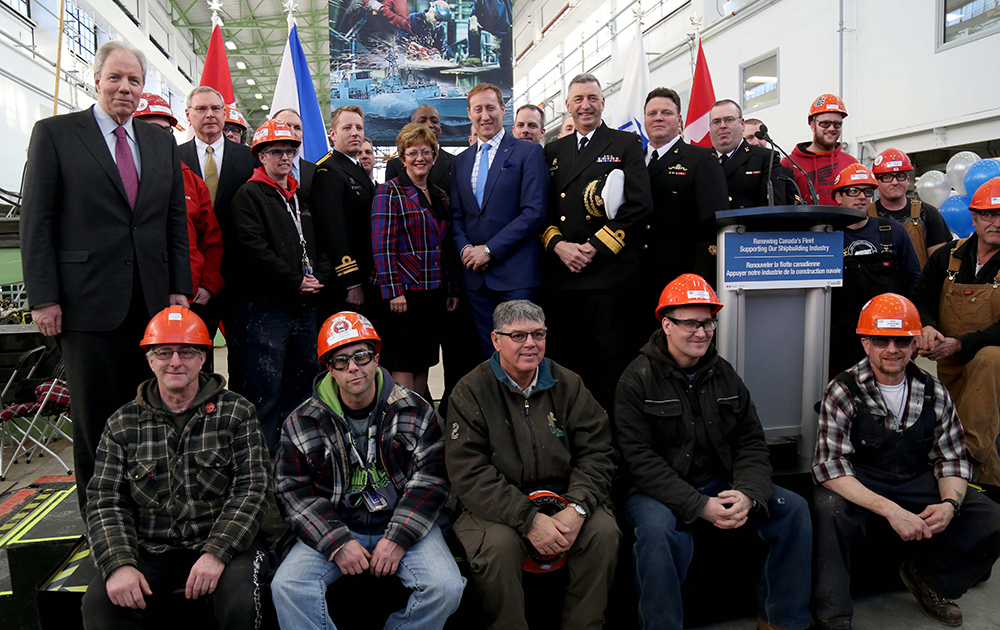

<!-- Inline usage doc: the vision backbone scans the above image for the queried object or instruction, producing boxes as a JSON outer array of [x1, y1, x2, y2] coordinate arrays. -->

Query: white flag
[[611, 21, 650, 147]]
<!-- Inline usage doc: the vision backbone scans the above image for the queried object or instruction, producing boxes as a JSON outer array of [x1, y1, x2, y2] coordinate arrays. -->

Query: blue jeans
[[626, 482, 812, 630], [233, 301, 320, 452], [271, 524, 466, 630]]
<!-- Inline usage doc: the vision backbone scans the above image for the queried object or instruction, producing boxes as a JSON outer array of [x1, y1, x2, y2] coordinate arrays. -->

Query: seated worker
[[271, 312, 464, 630], [614, 274, 812, 630], [812, 293, 1000, 630], [913, 176, 1000, 488], [445, 299, 620, 630], [82, 306, 272, 630], [830, 163, 921, 375]]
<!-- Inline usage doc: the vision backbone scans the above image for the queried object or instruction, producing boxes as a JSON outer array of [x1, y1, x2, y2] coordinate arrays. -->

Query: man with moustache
[[513, 104, 544, 144], [540, 73, 652, 413], [639, 87, 727, 307], [273, 108, 318, 200], [385, 105, 454, 194], [812, 293, 1000, 630], [312, 106, 376, 319], [781, 94, 857, 206], [709, 99, 785, 209]]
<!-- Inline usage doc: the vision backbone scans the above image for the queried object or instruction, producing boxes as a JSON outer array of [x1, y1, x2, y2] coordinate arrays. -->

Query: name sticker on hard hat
[[992, 197, 1000, 205], [886, 160, 903, 168], [876, 318, 902, 329], [851, 174, 869, 181], [687, 290, 710, 300], [826, 104, 840, 110], [168, 313, 183, 321]]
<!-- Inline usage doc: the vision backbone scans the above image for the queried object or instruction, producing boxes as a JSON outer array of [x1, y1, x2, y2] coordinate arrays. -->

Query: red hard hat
[[808, 94, 848, 121], [139, 306, 212, 348], [251, 119, 300, 156], [523, 491, 570, 574], [969, 176, 1000, 211], [832, 163, 878, 192], [318, 312, 382, 361], [225, 105, 249, 130], [655, 274, 722, 320], [856, 293, 922, 336], [133, 93, 178, 127], [871, 148, 913, 174]]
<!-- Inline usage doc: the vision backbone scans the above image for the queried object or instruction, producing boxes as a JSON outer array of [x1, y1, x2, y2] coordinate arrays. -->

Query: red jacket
[[182, 164, 224, 297], [781, 142, 857, 207]]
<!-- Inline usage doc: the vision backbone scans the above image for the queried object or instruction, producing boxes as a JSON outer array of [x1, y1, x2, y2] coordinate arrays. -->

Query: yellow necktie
[[204, 146, 219, 205]]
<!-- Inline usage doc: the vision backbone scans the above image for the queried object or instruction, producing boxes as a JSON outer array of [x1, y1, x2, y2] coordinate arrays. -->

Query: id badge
[[362, 490, 389, 512]]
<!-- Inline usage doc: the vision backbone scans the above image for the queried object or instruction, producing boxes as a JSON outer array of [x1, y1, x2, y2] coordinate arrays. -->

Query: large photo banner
[[329, 0, 514, 145]]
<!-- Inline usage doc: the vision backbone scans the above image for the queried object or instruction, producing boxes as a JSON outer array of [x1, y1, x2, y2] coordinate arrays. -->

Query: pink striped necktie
[[113, 126, 138, 211]]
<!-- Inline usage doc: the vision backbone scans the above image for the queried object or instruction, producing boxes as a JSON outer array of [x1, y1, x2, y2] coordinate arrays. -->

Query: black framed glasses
[[328, 350, 376, 371], [495, 329, 547, 343], [866, 336, 914, 349], [816, 120, 843, 130], [149, 347, 203, 360], [842, 187, 875, 198], [666, 317, 718, 332], [224, 124, 244, 136], [876, 172, 909, 183]]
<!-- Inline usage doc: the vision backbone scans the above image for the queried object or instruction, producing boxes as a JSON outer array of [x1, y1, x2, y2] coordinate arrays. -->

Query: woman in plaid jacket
[[372, 123, 459, 395]]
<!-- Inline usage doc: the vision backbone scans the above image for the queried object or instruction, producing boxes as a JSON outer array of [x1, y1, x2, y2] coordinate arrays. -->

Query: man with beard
[[781, 94, 857, 206]]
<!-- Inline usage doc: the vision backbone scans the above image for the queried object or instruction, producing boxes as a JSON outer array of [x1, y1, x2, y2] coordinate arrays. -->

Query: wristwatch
[[569, 503, 587, 518], [483, 245, 493, 258], [942, 498, 961, 517]]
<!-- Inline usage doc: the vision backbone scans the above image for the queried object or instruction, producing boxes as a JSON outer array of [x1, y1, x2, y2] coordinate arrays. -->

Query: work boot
[[899, 560, 963, 626]]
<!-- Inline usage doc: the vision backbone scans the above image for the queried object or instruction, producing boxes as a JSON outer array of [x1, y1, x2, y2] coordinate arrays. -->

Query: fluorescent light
[[246, 78, 256, 85], [746, 75, 777, 84], [236, 61, 246, 70], [261, 104, 269, 110], [255, 93, 263, 99], [225, 41, 236, 50]]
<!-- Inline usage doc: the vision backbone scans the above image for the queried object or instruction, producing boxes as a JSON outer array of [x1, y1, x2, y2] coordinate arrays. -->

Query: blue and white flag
[[611, 21, 650, 148], [271, 23, 330, 163]]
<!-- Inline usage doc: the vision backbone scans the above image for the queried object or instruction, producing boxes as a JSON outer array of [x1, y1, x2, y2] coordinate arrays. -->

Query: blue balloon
[[964, 159, 1000, 200], [939, 194, 973, 238]]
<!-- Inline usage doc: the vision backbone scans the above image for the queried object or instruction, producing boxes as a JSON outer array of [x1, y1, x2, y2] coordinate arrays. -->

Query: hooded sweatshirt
[[781, 142, 857, 206]]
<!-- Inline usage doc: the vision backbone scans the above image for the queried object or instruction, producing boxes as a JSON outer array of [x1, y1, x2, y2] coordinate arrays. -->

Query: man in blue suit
[[451, 83, 549, 356]]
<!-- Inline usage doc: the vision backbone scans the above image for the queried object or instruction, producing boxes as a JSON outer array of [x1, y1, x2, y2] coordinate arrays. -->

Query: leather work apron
[[935, 237, 1000, 485], [868, 200, 928, 268]]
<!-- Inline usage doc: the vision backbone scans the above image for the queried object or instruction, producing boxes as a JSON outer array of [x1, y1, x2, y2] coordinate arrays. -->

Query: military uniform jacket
[[312, 150, 376, 288], [541, 123, 652, 290], [711, 139, 785, 209]]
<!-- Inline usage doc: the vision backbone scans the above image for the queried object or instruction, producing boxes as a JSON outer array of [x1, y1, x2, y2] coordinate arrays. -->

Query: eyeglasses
[[816, 120, 843, 130], [495, 329, 547, 343], [149, 347, 203, 360], [224, 124, 244, 135], [328, 350, 376, 371], [974, 210, 1000, 223], [404, 149, 434, 159], [842, 187, 875, 198], [876, 172, 909, 183], [866, 336, 914, 349], [666, 317, 718, 332], [709, 116, 739, 128], [190, 106, 224, 115], [261, 148, 297, 158]]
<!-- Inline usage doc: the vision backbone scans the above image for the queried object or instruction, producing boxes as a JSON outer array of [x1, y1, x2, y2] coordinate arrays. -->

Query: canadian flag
[[684, 34, 716, 148], [200, 24, 236, 105]]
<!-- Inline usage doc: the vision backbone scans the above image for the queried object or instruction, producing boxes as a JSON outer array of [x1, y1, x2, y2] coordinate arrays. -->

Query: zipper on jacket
[[523, 397, 541, 477]]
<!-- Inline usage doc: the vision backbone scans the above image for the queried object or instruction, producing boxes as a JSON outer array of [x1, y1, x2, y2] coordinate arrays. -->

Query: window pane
[[742, 53, 778, 112], [65, 1, 97, 63], [943, 0, 1000, 44], [1, 0, 30, 19]]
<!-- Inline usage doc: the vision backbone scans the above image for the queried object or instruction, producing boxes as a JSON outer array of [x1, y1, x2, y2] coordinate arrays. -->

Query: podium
[[714, 205, 866, 471]]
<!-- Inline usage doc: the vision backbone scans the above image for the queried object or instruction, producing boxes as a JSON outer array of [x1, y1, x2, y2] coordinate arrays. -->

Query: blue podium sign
[[723, 231, 844, 290]]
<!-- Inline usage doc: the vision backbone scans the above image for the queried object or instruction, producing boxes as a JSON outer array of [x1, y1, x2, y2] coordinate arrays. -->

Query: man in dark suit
[[641, 87, 728, 306], [385, 105, 454, 194], [709, 99, 785, 210], [273, 108, 318, 200], [20, 41, 191, 511], [312, 105, 376, 320], [178, 86, 257, 392], [541, 73, 652, 411], [450, 83, 549, 356]]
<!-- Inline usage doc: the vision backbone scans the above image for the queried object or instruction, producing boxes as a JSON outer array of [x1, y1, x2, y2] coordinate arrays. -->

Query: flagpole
[[689, 12, 702, 79], [283, 0, 298, 32]]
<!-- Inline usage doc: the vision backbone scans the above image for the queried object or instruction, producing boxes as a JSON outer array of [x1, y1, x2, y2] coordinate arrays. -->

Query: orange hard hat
[[139, 306, 212, 348], [225, 105, 248, 130], [655, 273, 722, 320], [856, 293, 922, 336], [969, 176, 1000, 211], [832, 163, 878, 192], [133, 93, 178, 127], [808, 94, 848, 121], [251, 119, 300, 156], [522, 491, 569, 574], [871, 148, 913, 174], [318, 312, 382, 360]]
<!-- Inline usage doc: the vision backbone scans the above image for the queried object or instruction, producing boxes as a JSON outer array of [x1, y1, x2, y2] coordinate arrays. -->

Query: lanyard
[[281, 192, 314, 275]]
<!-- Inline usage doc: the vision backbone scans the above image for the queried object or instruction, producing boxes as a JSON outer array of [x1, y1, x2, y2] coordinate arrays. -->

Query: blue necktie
[[475, 143, 490, 206]]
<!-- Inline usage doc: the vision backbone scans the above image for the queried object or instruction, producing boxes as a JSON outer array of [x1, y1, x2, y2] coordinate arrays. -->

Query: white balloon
[[946, 151, 981, 195], [916, 170, 951, 209]]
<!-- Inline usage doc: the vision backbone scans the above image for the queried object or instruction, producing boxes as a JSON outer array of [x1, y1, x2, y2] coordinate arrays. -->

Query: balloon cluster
[[916, 151, 1000, 238]]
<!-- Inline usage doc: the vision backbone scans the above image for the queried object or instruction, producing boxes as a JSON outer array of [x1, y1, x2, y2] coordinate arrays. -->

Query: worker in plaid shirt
[[271, 311, 464, 630], [82, 306, 272, 630], [811, 293, 1000, 630]]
